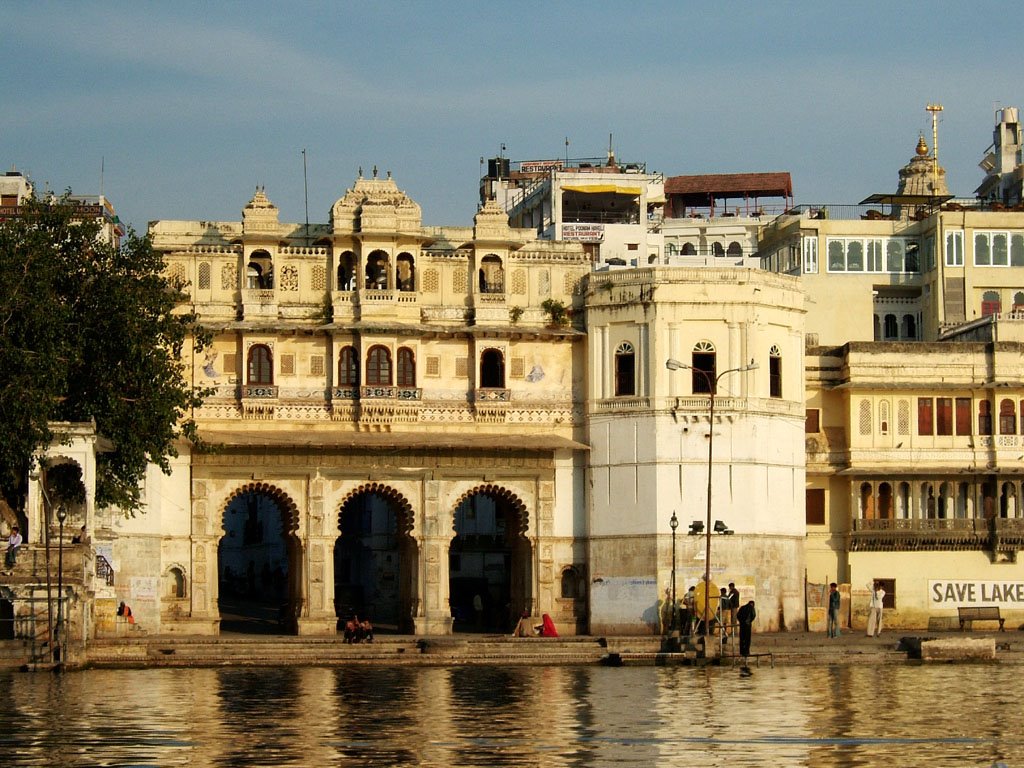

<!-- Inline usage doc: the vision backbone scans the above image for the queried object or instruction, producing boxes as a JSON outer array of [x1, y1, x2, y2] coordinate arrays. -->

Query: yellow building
[[769, 130, 1024, 630], [132, 171, 592, 636]]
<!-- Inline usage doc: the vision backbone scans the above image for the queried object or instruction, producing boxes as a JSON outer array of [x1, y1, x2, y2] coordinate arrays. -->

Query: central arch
[[217, 483, 302, 635], [448, 484, 532, 633], [334, 483, 418, 633]]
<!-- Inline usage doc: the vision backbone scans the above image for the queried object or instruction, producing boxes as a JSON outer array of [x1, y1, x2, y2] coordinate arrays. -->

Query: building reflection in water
[[0, 665, 1022, 766]]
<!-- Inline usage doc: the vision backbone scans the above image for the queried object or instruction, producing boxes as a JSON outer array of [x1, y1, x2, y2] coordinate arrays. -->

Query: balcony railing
[[475, 388, 510, 402], [243, 385, 278, 399], [848, 516, 1020, 553]]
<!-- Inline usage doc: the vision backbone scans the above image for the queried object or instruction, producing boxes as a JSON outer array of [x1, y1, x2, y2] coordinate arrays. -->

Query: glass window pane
[[1011, 234, 1024, 267], [975, 233, 991, 265], [886, 240, 904, 272], [866, 240, 881, 271], [847, 240, 864, 271], [993, 233, 1008, 266], [905, 241, 920, 272], [828, 240, 845, 271]]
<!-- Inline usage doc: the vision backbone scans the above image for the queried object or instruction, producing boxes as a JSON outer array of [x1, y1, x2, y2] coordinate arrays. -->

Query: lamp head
[[666, 359, 684, 371], [56, 504, 68, 523], [669, 512, 679, 531]]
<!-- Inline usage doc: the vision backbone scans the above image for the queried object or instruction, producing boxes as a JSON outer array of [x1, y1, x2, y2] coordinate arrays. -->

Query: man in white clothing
[[866, 581, 885, 637]]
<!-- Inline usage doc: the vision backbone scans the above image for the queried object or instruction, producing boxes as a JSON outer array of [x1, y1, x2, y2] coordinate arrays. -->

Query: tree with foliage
[[0, 194, 209, 514]]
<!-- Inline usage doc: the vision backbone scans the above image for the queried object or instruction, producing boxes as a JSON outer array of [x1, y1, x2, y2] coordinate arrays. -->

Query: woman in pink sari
[[539, 613, 559, 637]]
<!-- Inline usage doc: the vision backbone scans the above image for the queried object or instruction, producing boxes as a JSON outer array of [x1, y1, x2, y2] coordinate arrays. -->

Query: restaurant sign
[[561, 223, 604, 242], [929, 580, 1024, 607]]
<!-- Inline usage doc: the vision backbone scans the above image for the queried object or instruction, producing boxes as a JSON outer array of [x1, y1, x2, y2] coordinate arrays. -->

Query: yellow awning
[[561, 184, 642, 195]]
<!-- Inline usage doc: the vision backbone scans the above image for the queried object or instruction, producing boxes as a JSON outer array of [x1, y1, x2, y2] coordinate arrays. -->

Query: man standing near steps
[[866, 581, 885, 637]]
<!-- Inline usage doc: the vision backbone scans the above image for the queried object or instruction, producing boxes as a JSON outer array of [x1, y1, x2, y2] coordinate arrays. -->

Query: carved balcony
[[850, 517, 990, 552], [474, 388, 510, 423]]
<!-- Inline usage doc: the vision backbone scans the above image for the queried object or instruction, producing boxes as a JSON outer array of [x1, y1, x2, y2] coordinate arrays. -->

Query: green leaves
[[0, 195, 208, 513]]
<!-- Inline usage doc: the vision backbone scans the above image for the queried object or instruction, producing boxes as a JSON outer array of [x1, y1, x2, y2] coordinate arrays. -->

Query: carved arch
[[219, 482, 300, 535], [451, 483, 530, 538], [337, 482, 415, 537]]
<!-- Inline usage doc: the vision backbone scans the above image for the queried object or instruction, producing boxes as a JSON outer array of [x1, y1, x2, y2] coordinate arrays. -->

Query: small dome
[[916, 135, 929, 156]]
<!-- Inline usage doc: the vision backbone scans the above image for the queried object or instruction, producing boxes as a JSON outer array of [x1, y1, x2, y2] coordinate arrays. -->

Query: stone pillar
[[187, 495, 220, 635], [414, 480, 453, 635], [533, 481, 556, 614], [297, 493, 337, 635]]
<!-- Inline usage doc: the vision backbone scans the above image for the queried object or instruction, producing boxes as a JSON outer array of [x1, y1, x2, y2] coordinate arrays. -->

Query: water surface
[[0, 664, 1018, 766]]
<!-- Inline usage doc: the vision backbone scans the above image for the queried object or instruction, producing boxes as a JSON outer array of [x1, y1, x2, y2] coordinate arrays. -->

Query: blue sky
[[3, 2, 1017, 233]]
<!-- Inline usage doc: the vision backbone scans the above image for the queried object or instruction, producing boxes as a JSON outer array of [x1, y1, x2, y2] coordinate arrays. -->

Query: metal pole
[[670, 512, 678, 633], [55, 507, 65, 663], [704, 373, 714, 647]]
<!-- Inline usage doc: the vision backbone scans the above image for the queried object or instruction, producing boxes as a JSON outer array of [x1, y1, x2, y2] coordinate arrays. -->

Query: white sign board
[[929, 580, 1024, 607], [561, 223, 605, 242]]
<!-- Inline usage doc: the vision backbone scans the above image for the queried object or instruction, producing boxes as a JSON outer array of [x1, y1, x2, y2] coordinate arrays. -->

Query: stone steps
[[82, 635, 610, 668]]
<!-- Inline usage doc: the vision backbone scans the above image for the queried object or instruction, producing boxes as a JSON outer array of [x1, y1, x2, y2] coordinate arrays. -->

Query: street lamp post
[[666, 357, 757, 652], [669, 511, 678, 634], [55, 503, 67, 664]]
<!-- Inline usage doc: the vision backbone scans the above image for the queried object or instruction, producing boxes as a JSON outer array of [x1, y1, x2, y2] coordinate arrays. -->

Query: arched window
[[680, 243, 696, 256], [979, 400, 993, 435], [338, 345, 359, 386], [727, 241, 743, 258], [336, 251, 356, 291], [365, 250, 389, 290], [901, 314, 917, 339], [165, 567, 186, 599], [879, 400, 890, 435], [769, 345, 782, 398], [198, 262, 211, 290], [860, 482, 875, 520], [247, 250, 273, 289], [560, 567, 581, 599], [247, 345, 273, 385], [480, 348, 505, 388], [1014, 291, 1024, 312], [712, 242, 725, 257], [999, 398, 1016, 435], [691, 341, 716, 394], [982, 290, 1001, 317], [897, 482, 911, 519], [884, 314, 898, 340], [878, 482, 893, 520], [396, 252, 416, 291], [614, 342, 636, 397], [479, 254, 504, 293], [397, 347, 416, 387], [922, 482, 936, 519], [1001, 482, 1018, 518], [366, 345, 392, 386]]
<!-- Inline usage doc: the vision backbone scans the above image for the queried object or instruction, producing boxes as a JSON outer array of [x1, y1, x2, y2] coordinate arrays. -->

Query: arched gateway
[[217, 483, 303, 634], [335, 483, 418, 633], [449, 484, 532, 633]]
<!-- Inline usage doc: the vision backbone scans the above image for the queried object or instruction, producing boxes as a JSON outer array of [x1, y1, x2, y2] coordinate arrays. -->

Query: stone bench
[[957, 606, 1005, 632]]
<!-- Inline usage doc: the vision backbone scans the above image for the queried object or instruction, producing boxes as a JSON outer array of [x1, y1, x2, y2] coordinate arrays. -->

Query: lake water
[[0, 664, 1019, 767]]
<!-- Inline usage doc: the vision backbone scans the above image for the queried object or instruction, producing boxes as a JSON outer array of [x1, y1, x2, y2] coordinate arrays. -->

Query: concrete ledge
[[921, 637, 995, 662]]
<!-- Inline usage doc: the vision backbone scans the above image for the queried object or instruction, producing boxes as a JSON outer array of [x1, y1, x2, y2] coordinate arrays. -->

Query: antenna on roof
[[607, 133, 615, 166], [925, 104, 944, 195], [302, 148, 309, 245], [99, 156, 104, 198]]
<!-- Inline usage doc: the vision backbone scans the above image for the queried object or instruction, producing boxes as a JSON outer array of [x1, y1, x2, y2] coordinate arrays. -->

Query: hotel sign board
[[561, 223, 604, 242], [929, 580, 1024, 607]]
